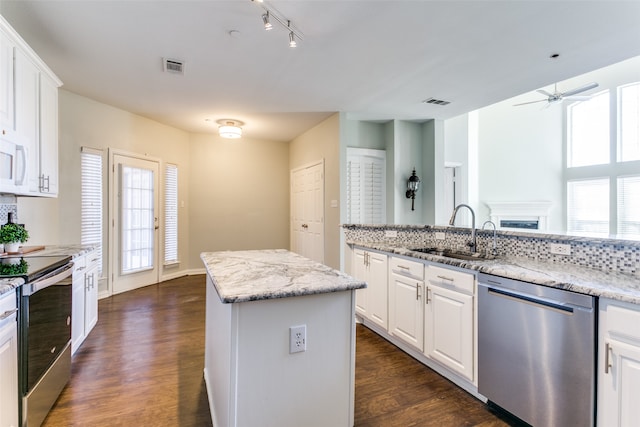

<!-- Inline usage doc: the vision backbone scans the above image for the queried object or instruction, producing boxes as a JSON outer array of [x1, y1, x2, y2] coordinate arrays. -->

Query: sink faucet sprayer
[[482, 220, 498, 256], [449, 204, 476, 253]]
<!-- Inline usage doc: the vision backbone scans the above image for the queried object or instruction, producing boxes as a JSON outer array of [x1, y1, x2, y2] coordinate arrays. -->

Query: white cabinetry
[[424, 265, 475, 382], [0, 15, 61, 197], [0, 290, 18, 427], [352, 248, 388, 329], [388, 256, 424, 351], [71, 250, 99, 354], [0, 26, 15, 131], [598, 298, 640, 427]]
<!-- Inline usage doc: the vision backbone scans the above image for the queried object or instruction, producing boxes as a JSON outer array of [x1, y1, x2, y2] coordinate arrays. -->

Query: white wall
[[18, 90, 192, 292], [188, 133, 290, 270], [290, 114, 341, 270]]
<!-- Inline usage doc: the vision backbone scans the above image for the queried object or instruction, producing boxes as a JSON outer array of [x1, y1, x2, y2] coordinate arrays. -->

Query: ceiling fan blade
[[562, 82, 599, 97], [513, 99, 547, 106], [537, 89, 554, 97]]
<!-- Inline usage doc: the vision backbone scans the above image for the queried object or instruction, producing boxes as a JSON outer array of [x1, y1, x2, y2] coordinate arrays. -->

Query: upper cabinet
[[0, 15, 62, 197]]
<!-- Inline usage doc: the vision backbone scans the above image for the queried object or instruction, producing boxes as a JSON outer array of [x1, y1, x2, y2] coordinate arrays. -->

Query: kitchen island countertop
[[201, 249, 366, 303]]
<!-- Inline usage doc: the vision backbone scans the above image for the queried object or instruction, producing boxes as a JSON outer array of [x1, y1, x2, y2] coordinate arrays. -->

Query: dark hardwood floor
[[42, 275, 510, 427]]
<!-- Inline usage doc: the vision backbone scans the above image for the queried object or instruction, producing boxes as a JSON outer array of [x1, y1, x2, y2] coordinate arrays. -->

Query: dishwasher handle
[[486, 286, 574, 314]]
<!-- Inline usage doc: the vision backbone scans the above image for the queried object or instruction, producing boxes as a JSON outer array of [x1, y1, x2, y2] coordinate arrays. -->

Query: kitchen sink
[[409, 247, 495, 261]]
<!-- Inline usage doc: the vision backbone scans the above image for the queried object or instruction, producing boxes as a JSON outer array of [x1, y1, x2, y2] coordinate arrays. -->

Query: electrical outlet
[[435, 232, 446, 240], [549, 243, 571, 256], [385, 230, 398, 238], [289, 325, 306, 353]]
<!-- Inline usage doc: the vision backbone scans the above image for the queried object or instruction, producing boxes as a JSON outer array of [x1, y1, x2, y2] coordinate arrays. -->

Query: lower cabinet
[[388, 256, 425, 351], [424, 265, 475, 382], [352, 248, 388, 329], [71, 250, 99, 354], [0, 290, 18, 427], [598, 298, 640, 426]]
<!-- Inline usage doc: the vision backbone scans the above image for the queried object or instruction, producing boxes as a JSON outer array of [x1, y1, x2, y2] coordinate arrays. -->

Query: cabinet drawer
[[390, 257, 424, 280], [605, 300, 640, 341], [72, 254, 86, 275], [86, 251, 100, 271], [0, 291, 18, 327], [426, 265, 475, 295]]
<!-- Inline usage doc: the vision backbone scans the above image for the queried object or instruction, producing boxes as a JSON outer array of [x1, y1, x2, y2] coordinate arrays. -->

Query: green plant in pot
[[0, 223, 29, 253]]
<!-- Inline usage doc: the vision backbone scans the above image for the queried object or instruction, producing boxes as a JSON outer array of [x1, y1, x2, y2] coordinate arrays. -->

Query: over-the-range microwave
[[0, 129, 29, 195]]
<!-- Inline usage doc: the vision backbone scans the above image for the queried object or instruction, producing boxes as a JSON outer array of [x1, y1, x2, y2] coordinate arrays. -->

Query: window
[[565, 81, 640, 237], [567, 91, 610, 167], [347, 148, 386, 224], [81, 147, 103, 275], [164, 164, 178, 264], [618, 175, 640, 238], [567, 179, 609, 236], [618, 83, 640, 162], [120, 165, 154, 273]]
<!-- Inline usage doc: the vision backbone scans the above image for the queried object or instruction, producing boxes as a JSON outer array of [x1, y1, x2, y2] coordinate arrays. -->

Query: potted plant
[[0, 223, 29, 253]]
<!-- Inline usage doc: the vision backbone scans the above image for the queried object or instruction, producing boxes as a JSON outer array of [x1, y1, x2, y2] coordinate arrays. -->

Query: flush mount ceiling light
[[216, 119, 244, 139], [251, 0, 303, 47]]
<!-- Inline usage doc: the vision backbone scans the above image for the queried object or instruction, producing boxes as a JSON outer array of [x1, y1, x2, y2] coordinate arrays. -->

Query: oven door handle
[[22, 263, 74, 296]]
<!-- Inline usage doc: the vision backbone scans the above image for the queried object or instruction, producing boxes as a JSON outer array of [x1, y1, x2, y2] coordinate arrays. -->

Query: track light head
[[262, 12, 272, 30], [289, 31, 297, 48]]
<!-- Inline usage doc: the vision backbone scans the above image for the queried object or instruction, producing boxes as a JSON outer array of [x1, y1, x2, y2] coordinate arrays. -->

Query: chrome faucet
[[482, 220, 498, 256], [449, 204, 476, 252]]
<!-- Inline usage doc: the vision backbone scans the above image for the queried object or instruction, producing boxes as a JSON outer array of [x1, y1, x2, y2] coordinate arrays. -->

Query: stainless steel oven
[[1, 255, 74, 427]]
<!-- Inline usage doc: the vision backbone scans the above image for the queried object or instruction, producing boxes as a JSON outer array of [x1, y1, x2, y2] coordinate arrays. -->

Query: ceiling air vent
[[163, 58, 185, 75], [422, 97, 451, 106]]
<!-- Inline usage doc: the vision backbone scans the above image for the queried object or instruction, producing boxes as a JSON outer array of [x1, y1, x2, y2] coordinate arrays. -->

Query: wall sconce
[[405, 168, 420, 211]]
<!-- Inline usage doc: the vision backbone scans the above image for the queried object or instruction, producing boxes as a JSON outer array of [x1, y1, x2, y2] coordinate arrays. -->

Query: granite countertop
[[0, 244, 99, 297], [350, 241, 640, 305], [201, 249, 366, 304]]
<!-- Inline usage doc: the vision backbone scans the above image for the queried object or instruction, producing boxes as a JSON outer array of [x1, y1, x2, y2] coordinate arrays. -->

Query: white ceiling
[[1, 1, 639, 142]]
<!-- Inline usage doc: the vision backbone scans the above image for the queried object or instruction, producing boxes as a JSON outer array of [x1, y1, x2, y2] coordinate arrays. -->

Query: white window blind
[[81, 147, 103, 275], [347, 148, 386, 224], [164, 164, 178, 264], [567, 178, 609, 236], [618, 175, 640, 238]]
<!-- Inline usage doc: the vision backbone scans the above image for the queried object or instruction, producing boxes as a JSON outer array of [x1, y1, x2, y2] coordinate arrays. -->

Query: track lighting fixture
[[251, 0, 303, 47], [262, 11, 272, 30]]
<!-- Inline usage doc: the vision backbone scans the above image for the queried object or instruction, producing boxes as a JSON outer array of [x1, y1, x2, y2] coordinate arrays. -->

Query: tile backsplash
[[343, 224, 640, 275], [0, 196, 18, 225]]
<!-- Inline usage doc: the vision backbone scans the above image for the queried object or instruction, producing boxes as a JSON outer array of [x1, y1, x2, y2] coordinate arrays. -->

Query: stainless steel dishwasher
[[478, 273, 596, 427]]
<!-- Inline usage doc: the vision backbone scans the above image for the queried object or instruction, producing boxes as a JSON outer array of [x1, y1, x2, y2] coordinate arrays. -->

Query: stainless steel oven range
[[1, 255, 74, 427]]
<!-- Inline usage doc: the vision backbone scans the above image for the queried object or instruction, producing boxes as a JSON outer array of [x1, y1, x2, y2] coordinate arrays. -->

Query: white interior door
[[291, 161, 324, 263], [110, 153, 160, 294]]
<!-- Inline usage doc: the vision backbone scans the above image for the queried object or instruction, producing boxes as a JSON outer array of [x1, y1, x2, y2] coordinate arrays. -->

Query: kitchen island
[[201, 249, 366, 427]]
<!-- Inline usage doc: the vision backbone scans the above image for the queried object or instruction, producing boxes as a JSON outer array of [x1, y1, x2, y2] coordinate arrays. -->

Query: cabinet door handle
[[398, 265, 411, 270], [425, 287, 431, 305], [605, 342, 612, 374], [416, 283, 420, 300], [436, 275, 454, 282]]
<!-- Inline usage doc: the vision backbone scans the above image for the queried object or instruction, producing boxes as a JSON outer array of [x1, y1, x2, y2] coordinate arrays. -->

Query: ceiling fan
[[514, 82, 599, 107]]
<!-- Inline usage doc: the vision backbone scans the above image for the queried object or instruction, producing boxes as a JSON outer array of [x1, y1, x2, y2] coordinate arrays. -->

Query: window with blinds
[[565, 81, 640, 237], [618, 175, 640, 238], [567, 178, 609, 236], [347, 148, 386, 224], [81, 147, 103, 275], [164, 163, 178, 264]]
